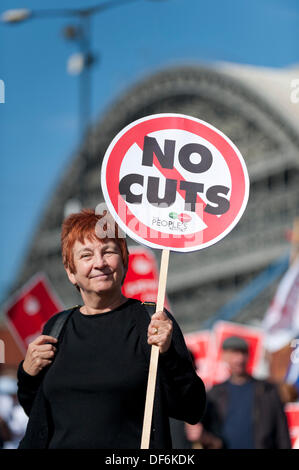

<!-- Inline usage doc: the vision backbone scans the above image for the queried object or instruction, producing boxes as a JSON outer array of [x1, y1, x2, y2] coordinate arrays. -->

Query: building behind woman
[[17, 209, 206, 449]]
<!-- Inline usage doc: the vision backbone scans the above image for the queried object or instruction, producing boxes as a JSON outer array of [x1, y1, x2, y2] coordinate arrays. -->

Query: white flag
[[262, 258, 299, 352]]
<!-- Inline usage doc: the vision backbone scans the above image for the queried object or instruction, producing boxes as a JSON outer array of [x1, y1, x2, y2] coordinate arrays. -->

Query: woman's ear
[[65, 267, 77, 286]]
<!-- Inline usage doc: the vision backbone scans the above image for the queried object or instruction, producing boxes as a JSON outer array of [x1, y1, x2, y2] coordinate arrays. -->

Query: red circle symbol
[[101, 114, 249, 252]]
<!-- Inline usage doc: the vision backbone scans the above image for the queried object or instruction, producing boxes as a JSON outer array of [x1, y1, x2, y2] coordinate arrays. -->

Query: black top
[[17, 299, 206, 449], [43, 299, 149, 449]]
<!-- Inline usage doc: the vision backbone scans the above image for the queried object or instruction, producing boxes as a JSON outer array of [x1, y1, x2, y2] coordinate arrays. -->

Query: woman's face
[[66, 237, 125, 296]]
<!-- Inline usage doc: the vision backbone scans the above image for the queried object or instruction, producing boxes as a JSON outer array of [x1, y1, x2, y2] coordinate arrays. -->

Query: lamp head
[[1, 9, 31, 24]]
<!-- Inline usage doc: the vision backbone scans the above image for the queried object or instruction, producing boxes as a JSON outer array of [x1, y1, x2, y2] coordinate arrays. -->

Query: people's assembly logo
[[152, 211, 192, 233], [101, 113, 249, 252]]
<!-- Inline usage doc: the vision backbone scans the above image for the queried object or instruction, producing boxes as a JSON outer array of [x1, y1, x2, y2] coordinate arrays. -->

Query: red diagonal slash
[[134, 135, 234, 244], [134, 138, 207, 225]]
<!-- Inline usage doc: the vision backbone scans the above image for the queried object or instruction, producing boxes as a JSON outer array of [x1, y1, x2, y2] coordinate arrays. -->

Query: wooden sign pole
[[140, 248, 170, 449]]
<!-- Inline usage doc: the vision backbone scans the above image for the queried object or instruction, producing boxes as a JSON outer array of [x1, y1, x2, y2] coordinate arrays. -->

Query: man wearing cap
[[186, 335, 291, 449]]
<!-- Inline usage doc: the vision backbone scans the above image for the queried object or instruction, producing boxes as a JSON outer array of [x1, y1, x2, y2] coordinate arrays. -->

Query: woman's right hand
[[22, 335, 58, 376]]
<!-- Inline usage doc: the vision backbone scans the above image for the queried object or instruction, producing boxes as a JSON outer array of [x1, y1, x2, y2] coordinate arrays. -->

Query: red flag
[[285, 403, 299, 448], [4, 273, 63, 353]]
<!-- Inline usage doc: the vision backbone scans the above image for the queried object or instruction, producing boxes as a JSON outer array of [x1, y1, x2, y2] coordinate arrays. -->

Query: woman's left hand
[[147, 310, 173, 354]]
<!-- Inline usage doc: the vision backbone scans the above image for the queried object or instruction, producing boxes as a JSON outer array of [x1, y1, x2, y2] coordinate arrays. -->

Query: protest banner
[[122, 245, 170, 310], [4, 273, 63, 353], [285, 402, 299, 448]]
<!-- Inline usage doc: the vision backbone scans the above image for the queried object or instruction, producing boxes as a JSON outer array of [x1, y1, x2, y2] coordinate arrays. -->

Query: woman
[[17, 209, 206, 449]]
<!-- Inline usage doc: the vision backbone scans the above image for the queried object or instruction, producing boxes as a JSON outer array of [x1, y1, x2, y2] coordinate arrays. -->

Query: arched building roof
[[8, 63, 299, 332]]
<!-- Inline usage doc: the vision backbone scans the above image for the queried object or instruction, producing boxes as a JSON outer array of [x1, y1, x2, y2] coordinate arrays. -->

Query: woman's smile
[[89, 272, 112, 279]]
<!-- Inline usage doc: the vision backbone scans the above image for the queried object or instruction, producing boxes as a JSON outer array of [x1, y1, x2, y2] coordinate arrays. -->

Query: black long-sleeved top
[[44, 301, 149, 449], [17, 299, 206, 449]]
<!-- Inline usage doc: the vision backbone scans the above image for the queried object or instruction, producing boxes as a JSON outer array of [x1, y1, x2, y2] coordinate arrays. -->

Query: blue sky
[[1, 0, 299, 303]]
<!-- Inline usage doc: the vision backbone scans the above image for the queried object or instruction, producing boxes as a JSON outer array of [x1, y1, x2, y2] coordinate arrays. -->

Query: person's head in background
[[221, 336, 250, 384]]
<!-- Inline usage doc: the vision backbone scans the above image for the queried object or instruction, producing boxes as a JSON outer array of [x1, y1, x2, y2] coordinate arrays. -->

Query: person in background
[[0, 375, 28, 448], [0, 413, 11, 448], [185, 335, 291, 449]]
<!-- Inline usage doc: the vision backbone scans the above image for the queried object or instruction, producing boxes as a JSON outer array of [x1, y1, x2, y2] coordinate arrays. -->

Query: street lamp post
[[63, 16, 94, 146], [2, 1, 165, 209]]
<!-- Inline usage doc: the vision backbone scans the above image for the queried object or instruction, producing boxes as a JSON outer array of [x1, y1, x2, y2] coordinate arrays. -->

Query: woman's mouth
[[90, 273, 112, 279]]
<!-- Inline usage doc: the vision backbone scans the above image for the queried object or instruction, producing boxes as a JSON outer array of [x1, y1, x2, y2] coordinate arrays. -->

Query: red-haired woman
[[17, 209, 205, 449]]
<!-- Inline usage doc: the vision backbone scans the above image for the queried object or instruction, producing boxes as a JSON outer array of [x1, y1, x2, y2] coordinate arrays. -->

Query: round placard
[[101, 113, 249, 252]]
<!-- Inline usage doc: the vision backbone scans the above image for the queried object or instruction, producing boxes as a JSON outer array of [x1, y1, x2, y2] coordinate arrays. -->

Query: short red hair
[[61, 209, 129, 274]]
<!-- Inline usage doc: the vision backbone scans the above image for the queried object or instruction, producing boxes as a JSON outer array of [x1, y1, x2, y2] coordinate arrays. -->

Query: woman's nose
[[93, 252, 106, 267]]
